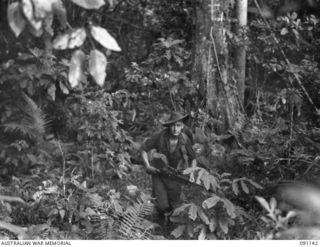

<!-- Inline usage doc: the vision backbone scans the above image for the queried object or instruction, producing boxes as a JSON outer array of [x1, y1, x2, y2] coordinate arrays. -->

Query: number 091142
[[300, 241, 318, 246]]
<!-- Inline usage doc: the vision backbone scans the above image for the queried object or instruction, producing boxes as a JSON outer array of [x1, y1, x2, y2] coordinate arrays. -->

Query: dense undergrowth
[[1, 0, 320, 240]]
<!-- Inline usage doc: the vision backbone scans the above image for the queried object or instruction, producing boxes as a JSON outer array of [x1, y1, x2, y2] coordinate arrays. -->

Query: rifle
[[148, 151, 214, 193], [158, 165, 215, 193]]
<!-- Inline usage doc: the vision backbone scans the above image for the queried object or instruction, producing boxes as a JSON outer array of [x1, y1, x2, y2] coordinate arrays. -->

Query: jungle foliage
[[0, 0, 320, 240]]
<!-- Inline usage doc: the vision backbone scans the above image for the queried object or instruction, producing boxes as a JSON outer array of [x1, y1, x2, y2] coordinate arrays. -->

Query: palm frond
[[2, 93, 49, 140]]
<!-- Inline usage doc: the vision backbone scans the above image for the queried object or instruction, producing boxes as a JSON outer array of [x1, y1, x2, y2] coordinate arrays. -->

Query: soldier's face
[[170, 121, 184, 137]]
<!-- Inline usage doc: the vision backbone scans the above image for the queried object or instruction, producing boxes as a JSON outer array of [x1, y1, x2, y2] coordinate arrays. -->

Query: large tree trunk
[[192, 0, 240, 133], [235, 0, 248, 105]]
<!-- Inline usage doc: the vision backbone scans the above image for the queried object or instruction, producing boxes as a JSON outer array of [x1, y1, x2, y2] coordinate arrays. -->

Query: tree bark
[[192, 0, 240, 133], [235, 0, 248, 105]]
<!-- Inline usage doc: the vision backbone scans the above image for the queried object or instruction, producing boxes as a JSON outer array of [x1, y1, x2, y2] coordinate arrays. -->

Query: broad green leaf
[[202, 173, 210, 190], [47, 84, 56, 101], [7, 2, 27, 37], [28, 25, 43, 37], [171, 203, 191, 216], [68, 50, 85, 88], [202, 195, 220, 209], [209, 175, 219, 191], [187, 223, 194, 237], [188, 204, 198, 221], [209, 217, 217, 232], [22, 0, 42, 31], [240, 180, 249, 194], [247, 179, 263, 189], [198, 226, 206, 240], [280, 27, 289, 35], [71, 0, 105, 9], [170, 215, 187, 224], [53, 28, 87, 50], [255, 196, 271, 212], [59, 209, 66, 220], [198, 209, 209, 225], [32, 0, 55, 19], [282, 211, 297, 221], [232, 181, 239, 195], [48, 208, 59, 217], [89, 49, 107, 86], [221, 173, 232, 178], [59, 81, 69, 94], [196, 169, 205, 184], [90, 25, 121, 51], [219, 217, 228, 234], [269, 197, 277, 212], [183, 166, 199, 175], [171, 224, 185, 238], [222, 198, 236, 219]]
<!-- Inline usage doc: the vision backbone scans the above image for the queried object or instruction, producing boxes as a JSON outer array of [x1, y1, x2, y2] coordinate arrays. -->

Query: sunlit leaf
[[21, 0, 42, 32], [183, 166, 199, 175], [196, 169, 205, 184], [202, 173, 210, 190], [47, 84, 56, 101], [209, 175, 219, 191], [59, 209, 66, 220], [48, 208, 59, 217], [187, 223, 194, 237], [32, 0, 54, 19], [202, 195, 220, 209], [90, 25, 121, 51], [198, 210, 209, 225], [71, 0, 105, 9], [280, 27, 289, 35], [68, 50, 85, 88], [240, 180, 249, 194], [28, 25, 43, 37], [171, 203, 191, 216], [232, 181, 239, 195], [188, 204, 198, 221], [255, 196, 271, 212], [171, 224, 185, 238], [209, 217, 217, 232], [7, 2, 27, 37], [222, 198, 236, 219], [198, 226, 206, 240], [270, 197, 277, 212], [89, 49, 107, 86], [247, 179, 263, 189], [53, 28, 87, 50]]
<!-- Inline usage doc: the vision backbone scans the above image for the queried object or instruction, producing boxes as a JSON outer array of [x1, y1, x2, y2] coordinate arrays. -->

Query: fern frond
[[118, 193, 155, 240], [2, 93, 48, 140], [89, 214, 116, 240]]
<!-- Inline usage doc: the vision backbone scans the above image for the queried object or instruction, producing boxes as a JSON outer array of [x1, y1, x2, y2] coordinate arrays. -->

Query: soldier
[[140, 112, 196, 223]]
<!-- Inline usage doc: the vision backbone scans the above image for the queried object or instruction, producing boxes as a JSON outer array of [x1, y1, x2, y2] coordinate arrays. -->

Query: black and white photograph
[[0, 0, 320, 243]]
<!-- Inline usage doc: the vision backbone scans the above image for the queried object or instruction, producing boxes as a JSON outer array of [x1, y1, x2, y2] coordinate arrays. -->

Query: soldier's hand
[[146, 166, 160, 175]]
